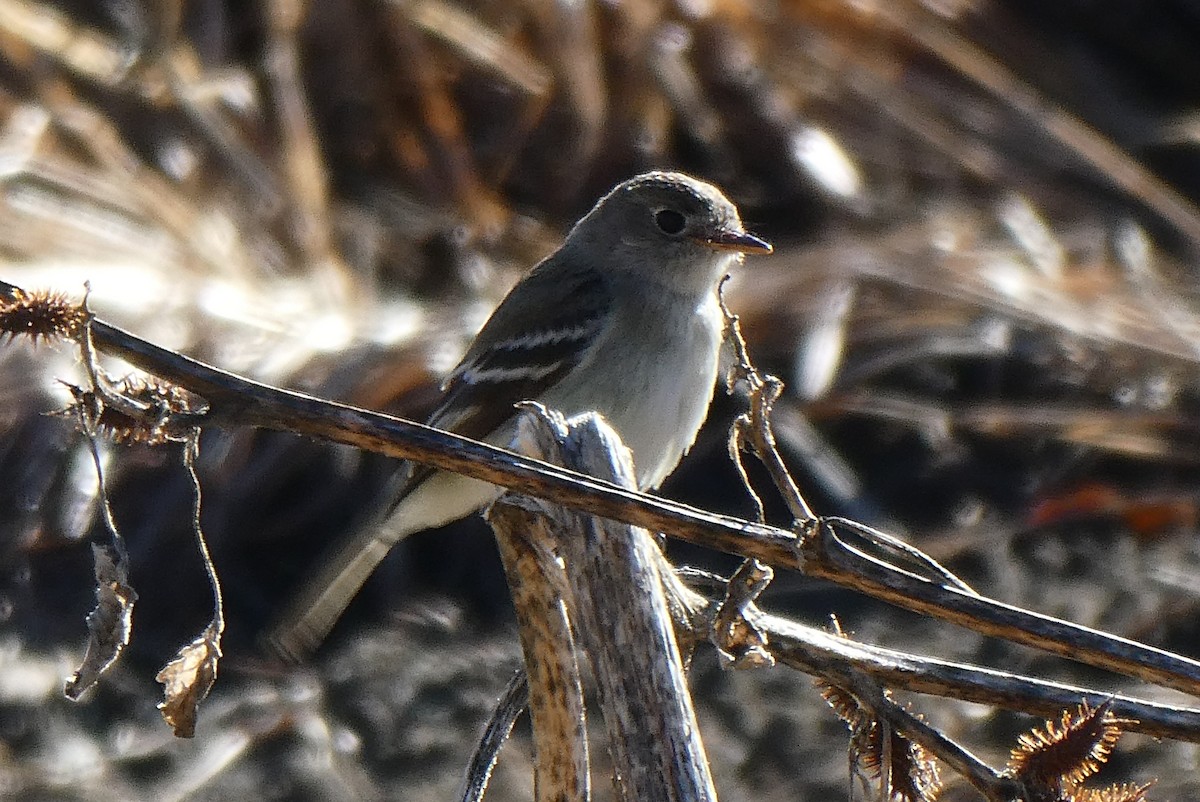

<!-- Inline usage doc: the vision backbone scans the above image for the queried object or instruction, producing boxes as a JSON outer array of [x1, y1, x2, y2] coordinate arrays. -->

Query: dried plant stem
[[183, 432, 222, 638], [502, 406, 717, 802], [262, 0, 348, 296], [841, 670, 1019, 802], [14, 285, 1200, 702], [489, 502, 590, 802], [880, 0, 1200, 251], [720, 279, 814, 524], [761, 611, 1200, 744], [154, 431, 223, 738], [75, 300, 121, 557], [798, 516, 1200, 697], [62, 295, 136, 700], [458, 670, 530, 802]]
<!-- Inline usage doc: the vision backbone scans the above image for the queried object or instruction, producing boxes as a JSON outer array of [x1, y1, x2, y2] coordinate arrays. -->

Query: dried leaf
[[63, 543, 137, 699], [156, 623, 222, 738]]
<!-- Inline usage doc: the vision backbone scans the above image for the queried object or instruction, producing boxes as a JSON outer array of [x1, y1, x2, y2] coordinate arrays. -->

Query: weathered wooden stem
[[494, 404, 718, 802]]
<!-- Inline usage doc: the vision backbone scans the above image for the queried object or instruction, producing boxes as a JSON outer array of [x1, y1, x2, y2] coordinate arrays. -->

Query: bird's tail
[[264, 513, 414, 661]]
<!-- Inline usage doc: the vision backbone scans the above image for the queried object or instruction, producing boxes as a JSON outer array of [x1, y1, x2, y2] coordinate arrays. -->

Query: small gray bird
[[271, 171, 771, 658]]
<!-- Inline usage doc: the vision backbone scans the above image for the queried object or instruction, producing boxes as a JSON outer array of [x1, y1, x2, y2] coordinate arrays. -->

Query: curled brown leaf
[[63, 543, 136, 700], [156, 623, 222, 738]]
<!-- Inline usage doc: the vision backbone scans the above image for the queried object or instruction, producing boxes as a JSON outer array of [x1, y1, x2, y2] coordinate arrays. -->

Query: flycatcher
[[271, 171, 772, 658]]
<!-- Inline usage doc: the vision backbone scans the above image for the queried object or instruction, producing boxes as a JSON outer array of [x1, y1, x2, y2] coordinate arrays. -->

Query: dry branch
[[8, 280, 1200, 707]]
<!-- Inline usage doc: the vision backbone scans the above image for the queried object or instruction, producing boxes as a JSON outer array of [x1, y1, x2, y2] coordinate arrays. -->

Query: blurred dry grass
[[2, 0, 1200, 799]]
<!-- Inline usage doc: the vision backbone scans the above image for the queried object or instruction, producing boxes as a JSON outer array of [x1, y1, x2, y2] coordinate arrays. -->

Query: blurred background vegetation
[[2, 0, 1200, 799]]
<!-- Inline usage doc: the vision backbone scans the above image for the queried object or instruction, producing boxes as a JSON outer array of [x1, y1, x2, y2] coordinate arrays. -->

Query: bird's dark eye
[[654, 208, 687, 235]]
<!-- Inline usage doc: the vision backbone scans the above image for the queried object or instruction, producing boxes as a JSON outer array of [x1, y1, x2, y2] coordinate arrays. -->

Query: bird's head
[[566, 171, 772, 295]]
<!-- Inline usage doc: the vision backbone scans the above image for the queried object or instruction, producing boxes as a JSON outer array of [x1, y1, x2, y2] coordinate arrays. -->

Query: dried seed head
[[1071, 781, 1155, 802], [818, 680, 867, 728], [0, 288, 86, 343], [854, 713, 941, 801], [65, 375, 200, 445], [1008, 702, 1132, 788], [817, 680, 941, 802]]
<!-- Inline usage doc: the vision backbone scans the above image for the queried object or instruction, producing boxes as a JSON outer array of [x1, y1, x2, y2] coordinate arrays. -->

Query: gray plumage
[[269, 171, 771, 659]]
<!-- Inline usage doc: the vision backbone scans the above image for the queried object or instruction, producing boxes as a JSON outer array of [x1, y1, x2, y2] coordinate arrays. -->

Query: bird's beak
[[700, 228, 773, 254]]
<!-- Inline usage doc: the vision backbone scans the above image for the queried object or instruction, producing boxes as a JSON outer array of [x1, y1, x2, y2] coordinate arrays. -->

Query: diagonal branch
[[11, 281, 1200, 700]]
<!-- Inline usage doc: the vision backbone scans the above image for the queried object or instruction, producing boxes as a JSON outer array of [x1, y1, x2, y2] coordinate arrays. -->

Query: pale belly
[[539, 293, 724, 489]]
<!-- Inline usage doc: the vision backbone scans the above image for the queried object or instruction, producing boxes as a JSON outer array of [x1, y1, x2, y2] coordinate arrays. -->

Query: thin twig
[[719, 276, 815, 523], [759, 610, 1200, 744], [458, 670, 530, 802], [183, 432, 223, 639]]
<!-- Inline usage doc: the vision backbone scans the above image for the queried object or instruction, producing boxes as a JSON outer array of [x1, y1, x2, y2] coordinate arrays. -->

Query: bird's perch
[[489, 405, 716, 802]]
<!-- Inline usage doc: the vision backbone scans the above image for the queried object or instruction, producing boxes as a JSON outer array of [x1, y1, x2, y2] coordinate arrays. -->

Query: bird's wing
[[398, 262, 613, 490], [435, 263, 612, 437]]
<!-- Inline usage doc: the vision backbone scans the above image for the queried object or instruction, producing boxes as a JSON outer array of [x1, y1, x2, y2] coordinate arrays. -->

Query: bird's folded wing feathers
[[400, 263, 612, 493]]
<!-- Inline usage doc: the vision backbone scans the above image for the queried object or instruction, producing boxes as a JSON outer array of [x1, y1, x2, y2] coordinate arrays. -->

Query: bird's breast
[[539, 292, 724, 490]]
